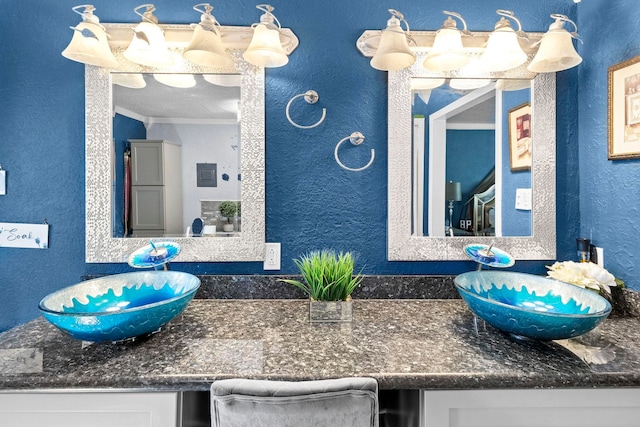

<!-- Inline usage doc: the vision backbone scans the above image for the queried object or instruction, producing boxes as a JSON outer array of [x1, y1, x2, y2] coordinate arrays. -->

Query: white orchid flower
[[546, 261, 617, 295]]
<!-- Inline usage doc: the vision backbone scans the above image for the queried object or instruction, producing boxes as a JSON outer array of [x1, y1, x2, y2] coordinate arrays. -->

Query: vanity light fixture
[[63, 4, 299, 71], [243, 4, 289, 68], [479, 10, 528, 72], [183, 3, 234, 68], [358, 9, 583, 77], [370, 9, 415, 71], [123, 4, 174, 68], [62, 5, 118, 68], [423, 11, 470, 72], [527, 14, 582, 73]]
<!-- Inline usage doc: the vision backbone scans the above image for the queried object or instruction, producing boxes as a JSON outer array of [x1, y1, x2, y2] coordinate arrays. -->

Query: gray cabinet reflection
[[411, 80, 532, 238], [112, 73, 241, 238]]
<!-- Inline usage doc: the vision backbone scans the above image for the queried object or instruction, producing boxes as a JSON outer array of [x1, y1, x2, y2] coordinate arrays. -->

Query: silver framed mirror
[[387, 68, 556, 261], [85, 24, 266, 263]]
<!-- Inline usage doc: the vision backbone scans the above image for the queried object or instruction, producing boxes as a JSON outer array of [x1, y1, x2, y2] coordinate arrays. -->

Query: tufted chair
[[210, 377, 379, 427]]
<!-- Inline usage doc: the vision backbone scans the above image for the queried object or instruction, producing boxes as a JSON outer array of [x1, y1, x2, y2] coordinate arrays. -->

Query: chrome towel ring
[[285, 90, 326, 129], [334, 132, 375, 172]]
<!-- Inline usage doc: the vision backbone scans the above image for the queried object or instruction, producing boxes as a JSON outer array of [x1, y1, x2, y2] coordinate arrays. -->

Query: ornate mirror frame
[[387, 70, 556, 261], [85, 24, 271, 263]]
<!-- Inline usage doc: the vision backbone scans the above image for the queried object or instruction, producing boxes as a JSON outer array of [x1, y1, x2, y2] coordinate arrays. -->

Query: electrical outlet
[[263, 243, 281, 270], [515, 188, 532, 210], [595, 247, 604, 267]]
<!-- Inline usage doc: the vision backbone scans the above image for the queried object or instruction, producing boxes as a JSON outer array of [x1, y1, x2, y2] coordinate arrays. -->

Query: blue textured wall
[[501, 89, 532, 236], [578, 0, 640, 292], [0, 0, 577, 331]]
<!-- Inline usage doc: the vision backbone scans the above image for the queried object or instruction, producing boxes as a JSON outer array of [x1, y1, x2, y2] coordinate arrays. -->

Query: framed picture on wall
[[508, 102, 532, 171], [608, 54, 640, 160]]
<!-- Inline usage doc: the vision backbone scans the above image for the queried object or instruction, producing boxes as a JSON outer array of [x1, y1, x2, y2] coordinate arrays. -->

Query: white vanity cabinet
[[129, 139, 183, 237], [420, 389, 640, 427], [0, 391, 179, 427]]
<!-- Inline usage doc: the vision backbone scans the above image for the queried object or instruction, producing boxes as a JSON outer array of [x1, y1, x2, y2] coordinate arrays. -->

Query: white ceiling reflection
[[113, 73, 241, 124]]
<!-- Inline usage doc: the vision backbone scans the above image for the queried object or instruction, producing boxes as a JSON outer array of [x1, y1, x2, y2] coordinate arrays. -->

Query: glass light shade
[[423, 28, 469, 72], [183, 25, 233, 68], [449, 78, 492, 91], [62, 22, 118, 68], [153, 73, 196, 88], [243, 24, 288, 68], [480, 28, 527, 72], [124, 22, 174, 68], [528, 30, 582, 73], [112, 73, 146, 89], [370, 26, 415, 71]]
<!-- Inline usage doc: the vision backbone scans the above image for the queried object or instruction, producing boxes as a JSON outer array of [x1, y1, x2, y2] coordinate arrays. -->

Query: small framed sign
[[0, 222, 49, 249]]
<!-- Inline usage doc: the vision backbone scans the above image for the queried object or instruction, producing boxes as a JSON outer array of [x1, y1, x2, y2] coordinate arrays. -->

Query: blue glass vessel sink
[[454, 271, 611, 341], [39, 271, 200, 342]]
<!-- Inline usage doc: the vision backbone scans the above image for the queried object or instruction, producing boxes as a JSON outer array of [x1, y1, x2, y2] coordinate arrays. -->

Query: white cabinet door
[[421, 389, 640, 427], [132, 185, 165, 230], [131, 141, 164, 186], [0, 391, 178, 427]]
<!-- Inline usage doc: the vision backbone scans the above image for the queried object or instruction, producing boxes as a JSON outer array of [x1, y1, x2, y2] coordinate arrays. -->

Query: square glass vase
[[309, 299, 353, 323]]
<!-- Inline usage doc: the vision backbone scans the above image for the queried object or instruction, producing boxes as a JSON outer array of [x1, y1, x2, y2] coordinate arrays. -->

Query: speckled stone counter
[[2, 299, 640, 392]]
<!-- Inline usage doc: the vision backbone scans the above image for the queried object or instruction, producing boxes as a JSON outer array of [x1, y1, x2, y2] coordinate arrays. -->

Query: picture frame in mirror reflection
[[508, 102, 532, 171], [608, 54, 640, 160]]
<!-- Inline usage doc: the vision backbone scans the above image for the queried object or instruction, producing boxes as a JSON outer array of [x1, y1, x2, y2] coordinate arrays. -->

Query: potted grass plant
[[279, 249, 363, 322], [219, 201, 237, 232]]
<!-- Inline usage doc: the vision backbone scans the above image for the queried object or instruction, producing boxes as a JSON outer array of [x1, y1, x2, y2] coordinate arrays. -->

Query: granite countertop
[[2, 299, 640, 391]]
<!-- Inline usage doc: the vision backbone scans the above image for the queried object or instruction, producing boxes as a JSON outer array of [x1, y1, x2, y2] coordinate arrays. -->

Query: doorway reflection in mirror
[[411, 78, 532, 238]]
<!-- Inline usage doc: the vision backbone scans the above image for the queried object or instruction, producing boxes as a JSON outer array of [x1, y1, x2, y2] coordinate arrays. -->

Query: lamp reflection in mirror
[[496, 79, 530, 92], [112, 73, 147, 89], [480, 10, 527, 72], [446, 181, 461, 236], [370, 9, 415, 71], [204, 74, 242, 87], [528, 14, 582, 73], [448, 56, 491, 90], [123, 4, 174, 68], [449, 78, 492, 91], [62, 5, 118, 68], [423, 11, 470, 72], [411, 78, 445, 105], [243, 4, 289, 68], [183, 3, 234, 68], [153, 73, 197, 88]]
